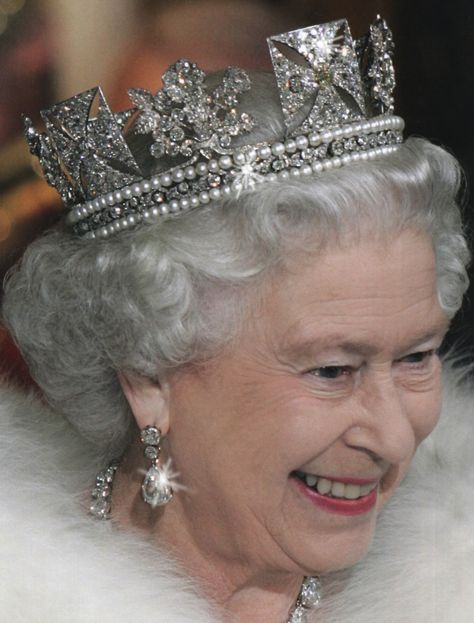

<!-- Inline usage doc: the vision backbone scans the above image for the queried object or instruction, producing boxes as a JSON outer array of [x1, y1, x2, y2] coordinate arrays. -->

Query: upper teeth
[[302, 473, 377, 499]]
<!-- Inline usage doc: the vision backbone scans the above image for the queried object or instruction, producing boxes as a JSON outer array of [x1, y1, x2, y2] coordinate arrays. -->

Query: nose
[[344, 370, 416, 465]]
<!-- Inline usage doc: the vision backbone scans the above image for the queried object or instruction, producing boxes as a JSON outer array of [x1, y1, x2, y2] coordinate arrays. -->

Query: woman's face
[[166, 229, 449, 578]]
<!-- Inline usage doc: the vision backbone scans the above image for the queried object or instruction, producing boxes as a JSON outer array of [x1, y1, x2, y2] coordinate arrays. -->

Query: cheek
[[406, 381, 443, 446]]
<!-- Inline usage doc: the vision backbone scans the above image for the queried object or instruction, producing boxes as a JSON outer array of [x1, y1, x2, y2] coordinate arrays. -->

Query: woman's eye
[[398, 349, 436, 367], [309, 365, 352, 379]]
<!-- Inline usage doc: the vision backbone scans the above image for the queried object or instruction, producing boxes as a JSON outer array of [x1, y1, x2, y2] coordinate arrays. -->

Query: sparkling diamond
[[343, 137, 357, 151], [90, 498, 110, 518], [158, 116, 173, 132], [76, 221, 91, 234], [224, 67, 251, 92], [171, 109, 186, 123], [241, 113, 254, 131], [288, 75, 305, 93], [256, 160, 271, 175], [288, 606, 307, 623], [168, 187, 181, 199], [145, 446, 159, 460], [95, 473, 107, 485], [170, 127, 185, 142], [140, 426, 161, 446], [272, 159, 285, 172], [166, 85, 184, 102], [316, 144, 328, 158], [150, 142, 165, 158], [175, 59, 192, 73], [108, 206, 123, 219], [142, 465, 173, 507], [208, 174, 221, 188], [154, 91, 169, 110], [152, 191, 165, 204], [219, 134, 232, 149], [299, 576, 322, 608], [134, 110, 160, 134], [330, 141, 344, 156], [368, 133, 379, 148], [180, 140, 194, 157]]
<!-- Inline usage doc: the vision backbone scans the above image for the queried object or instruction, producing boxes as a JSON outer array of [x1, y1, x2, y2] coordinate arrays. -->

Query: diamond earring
[[140, 425, 174, 507]]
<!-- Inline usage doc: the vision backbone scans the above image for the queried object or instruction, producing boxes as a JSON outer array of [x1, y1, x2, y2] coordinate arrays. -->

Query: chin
[[280, 513, 378, 576], [317, 485, 408, 573], [283, 475, 382, 574]]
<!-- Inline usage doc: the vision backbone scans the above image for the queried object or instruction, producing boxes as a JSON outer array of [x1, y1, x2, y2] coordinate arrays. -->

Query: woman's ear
[[118, 372, 170, 435]]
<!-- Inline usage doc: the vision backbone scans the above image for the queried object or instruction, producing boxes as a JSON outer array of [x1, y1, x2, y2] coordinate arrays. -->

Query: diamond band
[[66, 115, 403, 238], [287, 576, 322, 622]]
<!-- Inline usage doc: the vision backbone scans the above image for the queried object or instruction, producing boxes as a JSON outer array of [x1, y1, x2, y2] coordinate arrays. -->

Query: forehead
[[259, 230, 448, 353]]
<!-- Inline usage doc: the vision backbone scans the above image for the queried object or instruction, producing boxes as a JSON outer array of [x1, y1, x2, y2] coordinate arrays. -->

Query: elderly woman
[[1, 18, 473, 623]]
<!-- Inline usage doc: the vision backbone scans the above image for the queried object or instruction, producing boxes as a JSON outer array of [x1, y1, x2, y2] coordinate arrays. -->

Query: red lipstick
[[293, 477, 378, 516]]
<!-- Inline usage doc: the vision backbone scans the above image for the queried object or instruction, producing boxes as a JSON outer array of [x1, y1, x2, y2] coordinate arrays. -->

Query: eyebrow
[[282, 320, 450, 360]]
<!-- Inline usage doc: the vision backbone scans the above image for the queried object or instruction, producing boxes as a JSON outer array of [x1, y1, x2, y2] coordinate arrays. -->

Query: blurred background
[[0, 0, 473, 385]]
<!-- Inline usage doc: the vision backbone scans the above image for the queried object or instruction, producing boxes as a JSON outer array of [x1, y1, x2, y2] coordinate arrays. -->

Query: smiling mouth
[[292, 471, 379, 500]]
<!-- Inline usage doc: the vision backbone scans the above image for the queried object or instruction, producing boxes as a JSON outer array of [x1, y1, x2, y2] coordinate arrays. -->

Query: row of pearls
[[66, 156, 234, 227], [263, 114, 404, 161], [86, 144, 400, 240], [71, 115, 404, 238], [88, 184, 235, 239], [267, 144, 399, 183]]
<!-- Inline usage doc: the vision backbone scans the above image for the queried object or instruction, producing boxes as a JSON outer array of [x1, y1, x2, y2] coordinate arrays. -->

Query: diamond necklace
[[90, 462, 322, 620], [287, 576, 322, 622]]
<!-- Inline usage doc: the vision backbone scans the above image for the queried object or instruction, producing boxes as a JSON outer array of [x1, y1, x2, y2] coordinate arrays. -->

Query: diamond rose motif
[[130, 60, 255, 162]]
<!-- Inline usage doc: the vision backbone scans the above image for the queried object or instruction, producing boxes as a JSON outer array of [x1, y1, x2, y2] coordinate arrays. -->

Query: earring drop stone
[[140, 425, 173, 507], [142, 464, 173, 507]]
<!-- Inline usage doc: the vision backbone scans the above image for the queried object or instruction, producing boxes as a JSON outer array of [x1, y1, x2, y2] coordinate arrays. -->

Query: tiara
[[24, 16, 404, 239]]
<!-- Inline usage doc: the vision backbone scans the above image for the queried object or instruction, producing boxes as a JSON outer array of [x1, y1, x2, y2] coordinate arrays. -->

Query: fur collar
[[0, 370, 473, 622]]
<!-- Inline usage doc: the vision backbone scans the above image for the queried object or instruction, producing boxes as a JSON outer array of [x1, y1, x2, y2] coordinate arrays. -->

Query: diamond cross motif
[[24, 116, 77, 205], [41, 87, 141, 202], [268, 20, 366, 133]]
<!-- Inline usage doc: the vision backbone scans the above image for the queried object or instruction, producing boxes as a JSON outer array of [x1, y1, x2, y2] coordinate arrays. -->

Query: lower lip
[[293, 477, 378, 516]]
